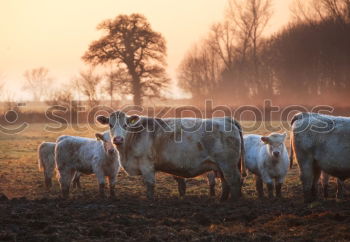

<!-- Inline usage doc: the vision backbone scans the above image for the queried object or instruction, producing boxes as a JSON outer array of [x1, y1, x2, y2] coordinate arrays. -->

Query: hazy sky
[[0, 0, 293, 100]]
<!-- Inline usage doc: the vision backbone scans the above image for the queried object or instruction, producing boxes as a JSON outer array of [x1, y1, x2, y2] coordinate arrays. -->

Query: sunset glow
[[0, 0, 292, 100]]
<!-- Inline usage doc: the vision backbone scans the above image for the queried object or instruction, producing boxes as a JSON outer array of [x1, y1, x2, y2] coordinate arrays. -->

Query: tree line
[[178, 0, 350, 105], [13, 0, 350, 109]]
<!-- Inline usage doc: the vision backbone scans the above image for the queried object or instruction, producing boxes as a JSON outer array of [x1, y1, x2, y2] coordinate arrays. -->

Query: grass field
[[0, 122, 350, 241]]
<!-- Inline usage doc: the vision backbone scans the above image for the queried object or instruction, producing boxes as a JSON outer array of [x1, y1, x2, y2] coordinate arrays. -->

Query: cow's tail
[[233, 120, 247, 177], [289, 112, 304, 169], [289, 133, 294, 169], [38, 144, 44, 171]]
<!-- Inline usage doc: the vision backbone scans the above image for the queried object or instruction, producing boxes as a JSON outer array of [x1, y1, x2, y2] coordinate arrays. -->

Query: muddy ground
[[1, 123, 350, 241]]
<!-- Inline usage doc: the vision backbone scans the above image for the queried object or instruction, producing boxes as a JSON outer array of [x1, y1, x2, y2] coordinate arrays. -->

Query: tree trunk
[[131, 74, 142, 106]]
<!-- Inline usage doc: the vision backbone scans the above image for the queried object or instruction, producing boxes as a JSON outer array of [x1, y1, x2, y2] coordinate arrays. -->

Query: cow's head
[[261, 133, 287, 159], [97, 111, 140, 146], [95, 131, 116, 156]]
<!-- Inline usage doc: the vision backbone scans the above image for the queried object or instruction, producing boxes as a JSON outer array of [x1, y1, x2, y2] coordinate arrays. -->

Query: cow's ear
[[127, 115, 140, 125], [282, 132, 287, 140], [97, 115, 109, 125], [261, 136, 270, 144], [95, 133, 104, 141]]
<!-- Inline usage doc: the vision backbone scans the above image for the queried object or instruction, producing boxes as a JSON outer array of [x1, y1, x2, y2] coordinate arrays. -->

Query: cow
[[55, 132, 120, 198], [290, 112, 350, 203], [244, 133, 289, 198], [38, 141, 80, 189], [38, 142, 56, 189], [56, 135, 82, 189], [97, 111, 246, 201]]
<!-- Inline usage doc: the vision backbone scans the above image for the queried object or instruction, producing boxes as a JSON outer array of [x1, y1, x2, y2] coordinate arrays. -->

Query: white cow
[[38, 141, 81, 189], [97, 111, 246, 201], [290, 112, 350, 202], [55, 132, 120, 198], [38, 142, 56, 189], [245, 133, 289, 198]]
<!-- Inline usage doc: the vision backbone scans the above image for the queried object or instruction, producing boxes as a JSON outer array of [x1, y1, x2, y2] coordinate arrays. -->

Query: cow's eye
[[109, 123, 113, 128]]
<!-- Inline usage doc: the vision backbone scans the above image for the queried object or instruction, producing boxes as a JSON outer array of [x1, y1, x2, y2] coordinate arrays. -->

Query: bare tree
[[292, 0, 350, 24], [178, 42, 222, 103], [46, 85, 76, 111], [83, 14, 169, 105], [208, 21, 237, 71], [74, 69, 102, 108], [2, 90, 18, 114], [225, 0, 272, 98], [23, 67, 52, 101]]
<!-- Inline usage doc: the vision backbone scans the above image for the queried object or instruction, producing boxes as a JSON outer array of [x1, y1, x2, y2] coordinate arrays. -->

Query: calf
[[55, 132, 120, 198], [245, 133, 289, 198]]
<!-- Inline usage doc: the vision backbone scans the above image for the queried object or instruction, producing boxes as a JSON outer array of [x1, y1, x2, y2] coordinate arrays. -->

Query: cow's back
[[39, 142, 55, 157], [56, 136, 99, 172]]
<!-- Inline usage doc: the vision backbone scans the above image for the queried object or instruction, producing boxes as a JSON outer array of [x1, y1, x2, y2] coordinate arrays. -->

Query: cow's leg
[[311, 166, 321, 199], [108, 175, 116, 198], [140, 164, 155, 200], [95, 169, 106, 198], [173, 176, 186, 197], [321, 172, 329, 198], [44, 175, 52, 190], [255, 175, 264, 198], [296, 152, 317, 203], [76, 175, 81, 189], [207, 172, 216, 197], [260, 169, 273, 198], [336, 179, 344, 199], [275, 177, 284, 198], [58, 168, 75, 199], [221, 167, 241, 201], [267, 183, 274, 198], [72, 172, 81, 190], [220, 176, 230, 201], [44, 159, 55, 190]]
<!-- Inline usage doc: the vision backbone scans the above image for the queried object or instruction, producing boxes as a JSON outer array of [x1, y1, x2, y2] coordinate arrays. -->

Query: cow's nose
[[273, 151, 280, 157], [113, 136, 124, 145]]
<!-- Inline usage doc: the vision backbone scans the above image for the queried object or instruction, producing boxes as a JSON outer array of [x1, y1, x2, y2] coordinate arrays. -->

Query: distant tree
[[104, 68, 129, 107], [74, 69, 101, 108], [177, 43, 221, 103], [23, 67, 52, 101], [82, 13, 169, 106], [262, 18, 350, 104], [208, 21, 237, 72], [292, 0, 350, 24], [2, 90, 18, 113], [226, 0, 272, 98], [46, 86, 76, 111]]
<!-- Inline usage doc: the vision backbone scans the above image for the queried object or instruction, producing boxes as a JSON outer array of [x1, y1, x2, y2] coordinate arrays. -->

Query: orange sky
[[0, 0, 293, 100]]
